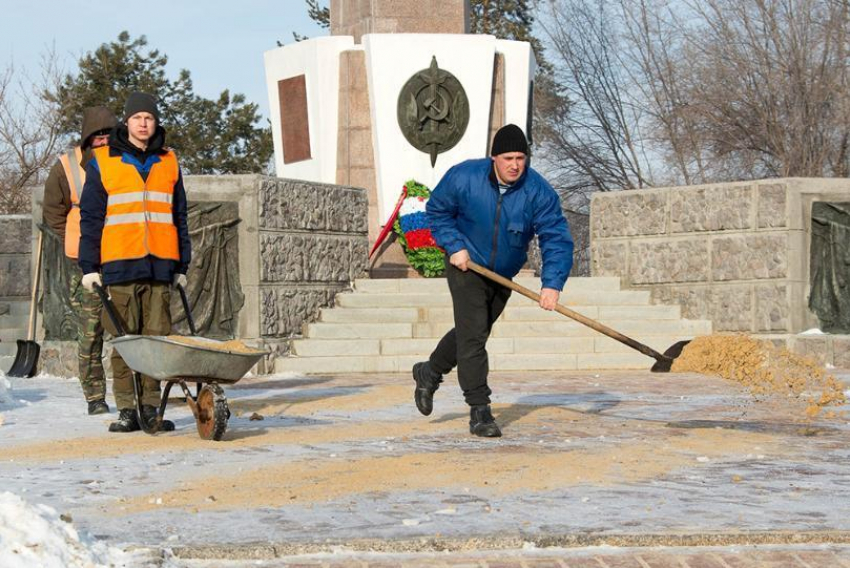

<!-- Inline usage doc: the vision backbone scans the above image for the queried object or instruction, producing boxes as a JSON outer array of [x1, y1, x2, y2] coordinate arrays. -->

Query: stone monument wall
[[0, 215, 32, 300], [330, 0, 470, 42], [186, 175, 369, 367], [591, 178, 850, 366]]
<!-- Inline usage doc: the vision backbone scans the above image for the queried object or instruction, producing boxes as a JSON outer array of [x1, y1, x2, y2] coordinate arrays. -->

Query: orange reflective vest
[[93, 146, 181, 264], [58, 147, 85, 259]]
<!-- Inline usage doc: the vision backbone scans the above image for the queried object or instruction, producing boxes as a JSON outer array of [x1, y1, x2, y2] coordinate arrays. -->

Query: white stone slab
[[363, 34, 502, 220], [495, 39, 536, 132], [264, 36, 355, 184]]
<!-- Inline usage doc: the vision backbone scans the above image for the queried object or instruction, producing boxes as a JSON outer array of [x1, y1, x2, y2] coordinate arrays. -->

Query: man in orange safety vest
[[78, 92, 191, 433], [43, 106, 117, 416]]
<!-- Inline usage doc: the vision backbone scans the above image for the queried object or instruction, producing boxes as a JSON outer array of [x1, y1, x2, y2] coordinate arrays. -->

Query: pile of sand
[[672, 334, 846, 419], [165, 335, 263, 355]]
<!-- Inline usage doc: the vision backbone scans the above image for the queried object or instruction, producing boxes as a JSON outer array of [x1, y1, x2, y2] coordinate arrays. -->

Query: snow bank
[[0, 371, 9, 426], [0, 492, 126, 568], [0, 371, 10, 405]]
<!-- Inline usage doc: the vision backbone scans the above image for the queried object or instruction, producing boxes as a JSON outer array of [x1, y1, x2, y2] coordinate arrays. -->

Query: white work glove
[[81, 273, 102, 292], [173, 273, 188, 289]]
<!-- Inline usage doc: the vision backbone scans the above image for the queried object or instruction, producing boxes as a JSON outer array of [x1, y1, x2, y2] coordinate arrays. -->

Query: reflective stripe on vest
[[93, 146, 180, 264], [58, 146, 85, 259]]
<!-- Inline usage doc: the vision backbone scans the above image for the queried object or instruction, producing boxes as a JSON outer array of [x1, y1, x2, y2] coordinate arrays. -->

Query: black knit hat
[[123, 92, 159, 122], [490, 124, 529, 156]]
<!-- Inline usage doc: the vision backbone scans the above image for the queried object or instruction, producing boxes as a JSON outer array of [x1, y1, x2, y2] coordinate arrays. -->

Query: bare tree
[[537, 0, 850, 190], [679, 0, 850, 178], [618, 0, 711, 186], [0, 52, 67, 214], [537, 0, 654, 201]]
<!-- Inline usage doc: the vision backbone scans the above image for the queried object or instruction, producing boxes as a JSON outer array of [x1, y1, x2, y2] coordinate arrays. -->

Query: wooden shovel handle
[[27, 231, 44, 341], [466, 260, 668, 363]]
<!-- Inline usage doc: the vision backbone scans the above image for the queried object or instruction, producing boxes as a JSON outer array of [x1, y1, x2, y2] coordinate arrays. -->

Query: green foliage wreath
[[393, 180, 445, 277]]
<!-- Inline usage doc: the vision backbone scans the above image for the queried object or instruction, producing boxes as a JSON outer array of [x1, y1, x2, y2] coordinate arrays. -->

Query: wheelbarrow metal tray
[[111, 335, 265, 382]]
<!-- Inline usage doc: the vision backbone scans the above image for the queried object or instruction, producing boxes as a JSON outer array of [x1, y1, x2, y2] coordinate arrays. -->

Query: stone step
[[0, 300, 31, 317], [335, 290, 652, 308], [303, 319, 711, 339], [0, 314, 29, 329], [275, 351, 656, 374], [352, 276, 621, 294], [0, 343, 18, 356], [291, 335, 693, 358], [279, 275, 711, 373], [318, 304, 681, 324], [0, 328, 28, 343]]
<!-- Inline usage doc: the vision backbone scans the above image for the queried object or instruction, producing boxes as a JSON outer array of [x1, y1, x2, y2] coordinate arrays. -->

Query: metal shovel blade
[[7, 340, 41, 378], [649, 340, 692, 373]]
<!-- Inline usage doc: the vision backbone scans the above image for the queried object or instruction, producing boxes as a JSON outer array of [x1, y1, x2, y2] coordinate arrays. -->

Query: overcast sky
[[0, 0, 327, 120]]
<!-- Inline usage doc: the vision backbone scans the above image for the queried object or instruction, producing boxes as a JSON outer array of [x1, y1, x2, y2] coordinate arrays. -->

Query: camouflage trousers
[[69, 267, 106, 402], [101, 281, 172, 411]]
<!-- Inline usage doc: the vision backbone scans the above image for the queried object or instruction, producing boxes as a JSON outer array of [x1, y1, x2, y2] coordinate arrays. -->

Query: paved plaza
[[1, 368, 848, 566]]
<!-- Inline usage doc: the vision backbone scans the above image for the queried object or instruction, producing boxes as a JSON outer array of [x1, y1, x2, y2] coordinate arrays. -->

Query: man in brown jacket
[[42, 106, 117, 415]]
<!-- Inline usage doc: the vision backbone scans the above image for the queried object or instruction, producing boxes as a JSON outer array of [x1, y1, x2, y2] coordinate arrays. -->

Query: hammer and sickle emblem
[[397, 56, 470, 167]]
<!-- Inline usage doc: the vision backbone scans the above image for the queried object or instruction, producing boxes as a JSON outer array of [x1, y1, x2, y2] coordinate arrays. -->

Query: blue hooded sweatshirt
[[426, 157, 574, 290]]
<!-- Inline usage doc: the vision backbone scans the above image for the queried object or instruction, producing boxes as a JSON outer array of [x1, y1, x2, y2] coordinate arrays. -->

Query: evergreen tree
[[469, 0, 548, 69], [49, 32, 272, 174]]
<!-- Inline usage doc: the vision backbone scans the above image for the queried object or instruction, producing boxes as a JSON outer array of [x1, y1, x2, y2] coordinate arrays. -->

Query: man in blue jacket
[[414, 124, 574, 437], [78, 92, 191, 433]]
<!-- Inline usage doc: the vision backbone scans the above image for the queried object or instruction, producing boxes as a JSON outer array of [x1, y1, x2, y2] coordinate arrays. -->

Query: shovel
[[8, 231, 44, 378], [467, 260, 690, 372]]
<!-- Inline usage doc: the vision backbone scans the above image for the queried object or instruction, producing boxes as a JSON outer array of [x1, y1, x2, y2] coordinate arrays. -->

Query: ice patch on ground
[[800, 328, 826, 335], [0, 492, 127, 568], [269, 372, 310, 380]]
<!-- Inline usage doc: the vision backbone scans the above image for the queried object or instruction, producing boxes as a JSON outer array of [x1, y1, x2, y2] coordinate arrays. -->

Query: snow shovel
[[467, 260, 689, 372], [8, 231, 44, 377]]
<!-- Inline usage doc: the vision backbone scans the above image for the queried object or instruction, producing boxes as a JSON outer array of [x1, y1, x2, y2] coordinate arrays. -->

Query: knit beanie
[[490, 124, 529, 156], [123, 92, 160, 122]]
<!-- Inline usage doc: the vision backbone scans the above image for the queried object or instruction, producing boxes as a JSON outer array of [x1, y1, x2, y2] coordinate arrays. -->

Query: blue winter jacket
[[78, 148, 191, 286], [427, 158, 574, 290]]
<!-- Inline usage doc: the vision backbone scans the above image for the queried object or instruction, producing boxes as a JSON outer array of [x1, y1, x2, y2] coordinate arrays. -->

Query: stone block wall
[[591, 178, 850, 335], [0, 215, 32, 299], [186, 175, 369, 365]]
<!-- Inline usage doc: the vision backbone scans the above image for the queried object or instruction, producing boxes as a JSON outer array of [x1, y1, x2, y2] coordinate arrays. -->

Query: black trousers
[[428, 262, 512, 406]]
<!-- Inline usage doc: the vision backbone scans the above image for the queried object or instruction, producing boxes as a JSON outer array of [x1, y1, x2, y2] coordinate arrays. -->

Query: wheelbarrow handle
[[176, 283, 198, 336], [93, 283, 127, 337]]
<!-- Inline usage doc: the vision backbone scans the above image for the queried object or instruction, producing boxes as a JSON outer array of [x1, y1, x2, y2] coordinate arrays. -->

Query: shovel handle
[[26, 232, 44, 342], [93, 283, 127, 337], [466, 260, 670, 363], [176, 283, 197, 336]]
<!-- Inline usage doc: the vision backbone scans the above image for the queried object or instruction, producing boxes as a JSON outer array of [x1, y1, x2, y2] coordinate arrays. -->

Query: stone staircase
[[275, 275, 713, 374], [0, 299, 29, 373]]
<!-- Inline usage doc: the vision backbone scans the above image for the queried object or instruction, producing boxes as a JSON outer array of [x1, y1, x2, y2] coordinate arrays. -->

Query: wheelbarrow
[[94, 284, 265, 440]]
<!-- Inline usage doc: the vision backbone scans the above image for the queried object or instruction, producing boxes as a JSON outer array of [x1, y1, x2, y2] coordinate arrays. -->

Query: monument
[[263, 0, 536, 276]]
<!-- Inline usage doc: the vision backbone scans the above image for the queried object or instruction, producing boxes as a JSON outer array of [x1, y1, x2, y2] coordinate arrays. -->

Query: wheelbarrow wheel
[[196, 384, 230, 441]]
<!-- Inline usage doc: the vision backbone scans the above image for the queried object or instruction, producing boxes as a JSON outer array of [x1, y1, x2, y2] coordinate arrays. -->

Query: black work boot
[[469, 404, 502, 438], [141, 405, 175, 432], [412, 361, 441, 416], [108, 409, 140, 433], [87, 399, 110, 415]]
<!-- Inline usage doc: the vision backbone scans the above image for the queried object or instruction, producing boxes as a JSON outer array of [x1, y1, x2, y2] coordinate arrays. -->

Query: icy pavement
[[0, 369, 849, 564]]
